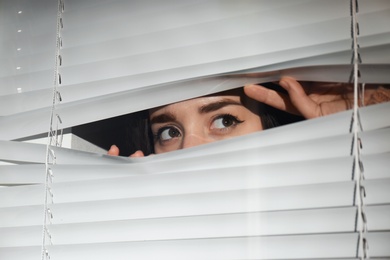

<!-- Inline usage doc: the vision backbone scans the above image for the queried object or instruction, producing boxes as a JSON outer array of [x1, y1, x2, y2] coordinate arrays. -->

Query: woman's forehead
[[150, 91, 243, 115], [150, 88, 244, 114]]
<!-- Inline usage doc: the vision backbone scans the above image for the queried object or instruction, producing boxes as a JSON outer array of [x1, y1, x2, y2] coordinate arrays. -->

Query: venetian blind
[[1, 0, 390, 259]]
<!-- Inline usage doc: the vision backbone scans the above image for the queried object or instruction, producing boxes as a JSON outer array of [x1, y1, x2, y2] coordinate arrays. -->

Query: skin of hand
[[108, 145, 144, 157], [244, 77, 390, 119], [244, 77, 354, 119]]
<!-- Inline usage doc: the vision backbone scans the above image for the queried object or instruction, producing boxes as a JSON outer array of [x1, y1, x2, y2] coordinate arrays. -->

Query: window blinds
[[1, 103, 390, 259], [1, 0, 390, 259], [1, 0, 390, 140]]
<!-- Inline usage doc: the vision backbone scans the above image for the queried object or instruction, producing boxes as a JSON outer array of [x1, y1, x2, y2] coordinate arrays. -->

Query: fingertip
[[130, 150, 145, 158], [108, 144, 119, 156], [279, 77, 305, 95]]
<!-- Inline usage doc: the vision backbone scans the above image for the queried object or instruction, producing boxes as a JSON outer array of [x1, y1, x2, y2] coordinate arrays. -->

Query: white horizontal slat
[[1, 153, 356, 185], [364, 179, 390, 205], [366, 205, 390, 231], [0, 180, 355, 227], [62, 0, 274, 47], [363, 152, 390, 180], [1, 132, 389, 207], [0, 173, 355, 208], [0, 141, 128, 165], [57, 1, 388, 86], [2, 184, 389, 229], [57, 5, 390, 88], [0, 208, 358, 247], [61, 1, 355, 66], [271, 63, 390, 84], [367, 232, 390, 257], [59, 24, 351, 86], [1, 151, 388, 186], [61, 0, 388, 48], [0, 70, 54, 97], [0, 233, 359, 260], [7, 0, 387, 101]]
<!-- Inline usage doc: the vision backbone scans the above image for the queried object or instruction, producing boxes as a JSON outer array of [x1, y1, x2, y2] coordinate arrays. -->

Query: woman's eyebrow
[[199, 100, 243, 114], [150, 113, 176, 124]]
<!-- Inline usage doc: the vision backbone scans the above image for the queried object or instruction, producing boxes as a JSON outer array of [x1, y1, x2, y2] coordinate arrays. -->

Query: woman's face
[[149, 89, 263, 154]]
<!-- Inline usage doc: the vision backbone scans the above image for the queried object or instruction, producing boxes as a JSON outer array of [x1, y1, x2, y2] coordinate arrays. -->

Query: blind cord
[[41, 0, 64, 259], [350, 0, 369, 259]]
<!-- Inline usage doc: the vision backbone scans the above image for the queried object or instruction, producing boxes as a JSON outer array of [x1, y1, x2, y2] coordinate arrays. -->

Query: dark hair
[[125, 109, 155, 156], [125, 82, 303, 155]]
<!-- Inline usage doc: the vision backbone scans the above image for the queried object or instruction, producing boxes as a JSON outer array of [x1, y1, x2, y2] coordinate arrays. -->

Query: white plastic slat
[[0, 177, 355, 209], [62, 1, 343, 65], [0, 183, 356, 227], [1, 62, 389, 119], [366, 205, 390, 231], [1, 154, 355, 185], [0, 208, 358, 247], [4, 151, 390, 186], [2, 203, 388, 236], [57, 5, 390, 87], [0, 233, 360, 260], [0, 141, 128, 165], [364, 179, 390, 205], [366, 232, 390, 257]]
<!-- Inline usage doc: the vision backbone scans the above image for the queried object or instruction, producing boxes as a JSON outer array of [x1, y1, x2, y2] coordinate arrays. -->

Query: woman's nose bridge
[[181, 132, 211, 149]]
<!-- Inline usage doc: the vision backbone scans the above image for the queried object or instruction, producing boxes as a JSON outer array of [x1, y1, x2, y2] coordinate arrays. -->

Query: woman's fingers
[[130, 150, 145, 157], [108, 145, 120, 156], [278, 77, 322, 119], [244, 77, 340, 118], [244, 82, 300, 115], [108, 145, 145, 158]]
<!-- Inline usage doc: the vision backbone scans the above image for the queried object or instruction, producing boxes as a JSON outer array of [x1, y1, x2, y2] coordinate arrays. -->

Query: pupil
[[169, 128, 179, 137], [223, 117, 232, 126]]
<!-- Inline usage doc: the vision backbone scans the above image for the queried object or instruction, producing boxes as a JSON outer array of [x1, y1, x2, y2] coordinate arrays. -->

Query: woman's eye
[[211, 114, 243, 130], [158, 127, 181, 141]]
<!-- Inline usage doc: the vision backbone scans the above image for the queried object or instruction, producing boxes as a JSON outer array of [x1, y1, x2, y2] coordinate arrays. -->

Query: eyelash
[[153, 114, 244, 143], [211, 113, 244, 131], [154, 125, 181, 142]]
